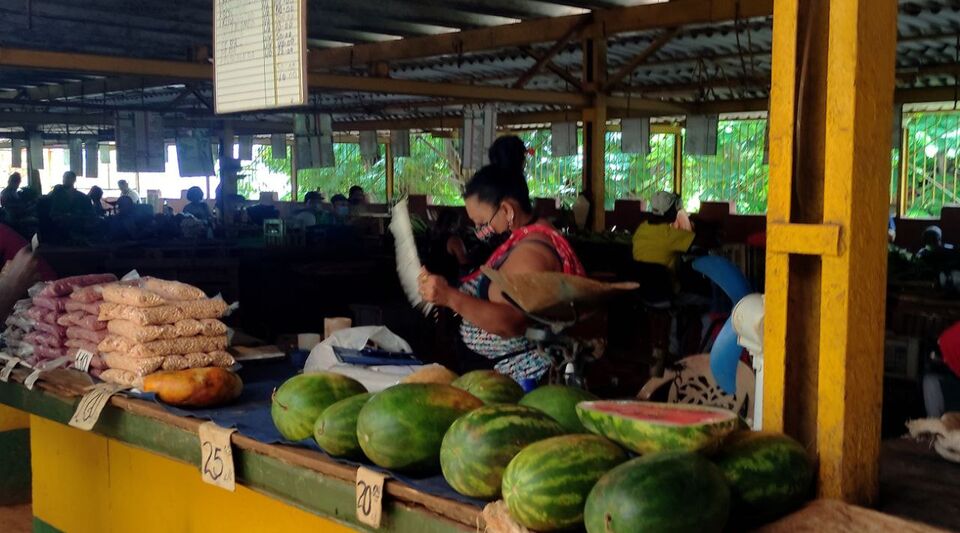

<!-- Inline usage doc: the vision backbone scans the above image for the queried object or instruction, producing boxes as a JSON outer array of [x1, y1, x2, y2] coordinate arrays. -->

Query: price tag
[[0, 357, 20, 382], [73, 349, 94, 373], [68, 382, 127, 431], [24, 355, 71, 390], [198, 422, 237, 491], [356, 466, 388, 528]]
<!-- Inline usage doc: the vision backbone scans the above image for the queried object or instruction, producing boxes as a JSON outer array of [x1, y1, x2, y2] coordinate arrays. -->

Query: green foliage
[[902, 112, 960, 218], [682, 120, 769, 215], [243, 120, 775, 214]]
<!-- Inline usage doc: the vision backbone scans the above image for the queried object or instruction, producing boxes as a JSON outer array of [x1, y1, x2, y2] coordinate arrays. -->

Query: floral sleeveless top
[[459, 224, 585, 382]]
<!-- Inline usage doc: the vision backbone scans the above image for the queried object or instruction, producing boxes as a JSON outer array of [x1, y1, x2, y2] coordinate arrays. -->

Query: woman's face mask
[[473, 205, 502, 242]]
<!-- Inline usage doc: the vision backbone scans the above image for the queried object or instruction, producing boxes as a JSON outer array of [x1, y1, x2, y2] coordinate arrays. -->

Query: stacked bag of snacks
[[59, 282, 114, 376], [24, 274, 118, 366], [3, 298, 36, 360], [97, 278, 234, 388]]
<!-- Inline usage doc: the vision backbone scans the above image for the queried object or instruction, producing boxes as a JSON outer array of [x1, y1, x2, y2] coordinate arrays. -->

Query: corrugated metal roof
[[1, 0, 960, 131]]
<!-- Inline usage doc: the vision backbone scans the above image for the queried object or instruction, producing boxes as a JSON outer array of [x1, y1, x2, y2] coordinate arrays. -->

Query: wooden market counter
[[0, 368, 953, 533], [0, 369, 477, 533]]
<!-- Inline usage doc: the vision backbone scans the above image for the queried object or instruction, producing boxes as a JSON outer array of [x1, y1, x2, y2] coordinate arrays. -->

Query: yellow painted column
[[30, 416, 354, 533], [764, 0, 896, 504], [818, 0, 896, 503]]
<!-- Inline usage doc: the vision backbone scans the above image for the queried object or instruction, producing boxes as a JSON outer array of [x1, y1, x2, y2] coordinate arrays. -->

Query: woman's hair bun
[[488, 135, 527, 173]]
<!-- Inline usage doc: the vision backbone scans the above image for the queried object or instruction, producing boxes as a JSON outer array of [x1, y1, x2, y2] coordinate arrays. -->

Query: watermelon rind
[[501, 434, 628, 531], [357, 383, 484, 473], [451, 370, 524, 404], [314, 393, 373, 458], [576, 400, 738, 454], [714, 431, 814, 526], [584, 451, 730, 533], [271, 372, 368, 441], [440, 404, 565, 500], [518, 384, 599, 433]]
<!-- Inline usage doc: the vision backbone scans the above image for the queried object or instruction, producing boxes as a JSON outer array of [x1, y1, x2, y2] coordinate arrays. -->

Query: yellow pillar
[[763, 0, 896, 504]]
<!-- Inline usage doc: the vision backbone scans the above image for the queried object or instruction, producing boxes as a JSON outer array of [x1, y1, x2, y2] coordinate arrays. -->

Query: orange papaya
[[142, 367, 242, 408]]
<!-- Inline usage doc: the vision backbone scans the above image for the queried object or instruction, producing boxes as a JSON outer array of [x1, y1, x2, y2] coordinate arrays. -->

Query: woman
[[418, 137, 584, 384], [182, 186, 212, 222]]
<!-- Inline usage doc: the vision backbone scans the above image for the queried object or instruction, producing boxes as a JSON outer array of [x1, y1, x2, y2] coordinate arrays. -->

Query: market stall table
[[0, 368, 478, 533]]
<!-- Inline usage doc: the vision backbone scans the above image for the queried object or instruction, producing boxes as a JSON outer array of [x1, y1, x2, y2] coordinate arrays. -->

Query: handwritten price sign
[[73, 349, 94, 373], [199, 422, 237, 491], [0, 357, 20, 382], [68, 383, 127, 430], [356, 466, 388, 528]]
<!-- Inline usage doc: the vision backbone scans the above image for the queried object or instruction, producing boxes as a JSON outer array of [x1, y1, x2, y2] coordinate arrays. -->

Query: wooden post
[[385, 141, 395, 203], [581, 25, 607, 231], [763, 0, 896, 504], [290, 139, 299, 202]]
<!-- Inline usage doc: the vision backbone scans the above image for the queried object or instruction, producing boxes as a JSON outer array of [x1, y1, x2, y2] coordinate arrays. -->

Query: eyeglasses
[[474, 205, 502, 239]]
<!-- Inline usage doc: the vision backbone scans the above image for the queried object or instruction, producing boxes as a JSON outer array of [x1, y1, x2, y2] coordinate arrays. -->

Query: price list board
[[214, 0, 307, 114]]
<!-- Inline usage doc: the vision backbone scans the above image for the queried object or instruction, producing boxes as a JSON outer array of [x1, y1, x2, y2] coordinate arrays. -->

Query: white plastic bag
[[303, 326, 416, 391]]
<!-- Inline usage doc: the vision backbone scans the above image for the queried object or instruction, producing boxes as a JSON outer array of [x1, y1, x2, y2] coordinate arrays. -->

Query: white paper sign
[[24, 355, 71, 390], [214, 0, 307, 113], [356, 467, 387, 528], [74, 349, 94, 373], [68, 383, 127, 431], [0, 357, 20, 382], [199, 422, 238, 491]]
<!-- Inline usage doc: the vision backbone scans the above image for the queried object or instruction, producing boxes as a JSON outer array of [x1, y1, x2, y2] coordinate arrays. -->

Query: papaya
[[142, 367, 243, 408], [401, 364, 459, 385]]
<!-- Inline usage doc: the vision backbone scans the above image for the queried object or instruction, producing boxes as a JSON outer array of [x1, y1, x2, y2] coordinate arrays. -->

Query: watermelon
[[584, 451, 730, 533], [576, 400, 738, 454], [518, 385, 599, 433], [356, 384, 483, 473], [501, 434, 628, 531], [714, 431, 814, 526], [451, 370, 524, 404], [313, 393, 373, 458], [440, 404, 565, 500], [271, 372, 367, 441]]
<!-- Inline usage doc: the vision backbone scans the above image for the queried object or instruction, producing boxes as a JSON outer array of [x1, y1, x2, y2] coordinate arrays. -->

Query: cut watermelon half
[[576, 401, 739, 455]]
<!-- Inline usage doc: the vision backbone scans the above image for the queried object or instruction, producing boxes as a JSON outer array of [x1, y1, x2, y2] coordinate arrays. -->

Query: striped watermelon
[[440, 404, 565, 500], [576, 401, 738, 454], [518, 385, 599, 433], [584, 451, 730, 533], [271, 372, 368, 441], [714, 431, 814, 526], [313, 393, 372, 458], [501, 434, 628, 531], [357, 384, 483, 473], [451, 370, 524, 404]]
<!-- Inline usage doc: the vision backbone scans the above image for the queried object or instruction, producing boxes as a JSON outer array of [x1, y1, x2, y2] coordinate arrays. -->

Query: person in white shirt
[[117, 180, 140, 204]]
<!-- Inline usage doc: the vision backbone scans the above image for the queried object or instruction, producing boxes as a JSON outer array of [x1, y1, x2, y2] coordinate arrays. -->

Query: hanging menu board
[[214, 0, 307, 114]]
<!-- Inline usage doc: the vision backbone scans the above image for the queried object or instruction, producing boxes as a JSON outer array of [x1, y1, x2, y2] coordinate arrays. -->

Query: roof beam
[[309, 0, 520, 31], [604, 28, 682, 91], [0, 48, 586, 106], [512, 18, 590, 89], [309, 0, 773, 69]]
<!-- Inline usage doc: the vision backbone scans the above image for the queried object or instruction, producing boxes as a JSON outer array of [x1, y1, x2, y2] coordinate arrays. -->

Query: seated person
[[245, 198, 280, 226], [88, 186, 106, 217], [44, 172, 95, 243], [1, 172, 21, 211], [631, 191, 695, 302], [916, 225, 953, 260], [293, 191, 323, 227], [330, 194, 350, 219], [348, 185, 367, 213], [182, 186, 212, 222]]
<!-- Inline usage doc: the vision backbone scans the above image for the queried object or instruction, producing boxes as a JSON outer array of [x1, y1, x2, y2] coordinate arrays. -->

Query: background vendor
[[418, 136, 584, 384]]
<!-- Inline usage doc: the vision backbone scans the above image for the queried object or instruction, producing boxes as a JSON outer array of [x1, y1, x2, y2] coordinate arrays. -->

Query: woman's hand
[[3, 246, 39, 290], [418, 267, 455, 308]]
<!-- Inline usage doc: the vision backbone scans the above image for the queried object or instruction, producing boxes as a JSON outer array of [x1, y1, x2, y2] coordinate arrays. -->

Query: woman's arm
[[419, 242, 561, 338], [0, 247, 38, 322]]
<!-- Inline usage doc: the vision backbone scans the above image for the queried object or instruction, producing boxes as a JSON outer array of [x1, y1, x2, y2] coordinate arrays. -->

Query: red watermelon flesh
[[577, 401, 738, 454]]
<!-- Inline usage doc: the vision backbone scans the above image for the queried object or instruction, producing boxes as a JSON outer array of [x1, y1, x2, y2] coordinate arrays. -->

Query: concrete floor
[[0, 504, 31, 533]]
